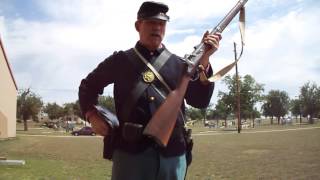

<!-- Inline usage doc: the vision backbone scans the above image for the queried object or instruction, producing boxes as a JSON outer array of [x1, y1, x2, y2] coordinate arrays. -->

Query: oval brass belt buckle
[[142, 70, 155, 83]]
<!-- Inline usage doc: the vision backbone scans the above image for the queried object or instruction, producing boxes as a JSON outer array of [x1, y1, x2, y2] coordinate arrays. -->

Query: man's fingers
[[205, 37, 219, 48], [90, 114, 109, 136], [92, 125, 108, 136], [214, 32, 222, 40], [202, 31, 222, 54]]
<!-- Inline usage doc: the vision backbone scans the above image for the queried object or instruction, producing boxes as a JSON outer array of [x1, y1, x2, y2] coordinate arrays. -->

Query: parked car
[[283, 117, 292, 124], [71, 126, 96, 136]]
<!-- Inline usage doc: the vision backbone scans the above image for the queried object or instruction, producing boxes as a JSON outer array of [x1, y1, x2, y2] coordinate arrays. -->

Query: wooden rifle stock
[[143, 75, 190, 147], [143, 0, 249, 147]]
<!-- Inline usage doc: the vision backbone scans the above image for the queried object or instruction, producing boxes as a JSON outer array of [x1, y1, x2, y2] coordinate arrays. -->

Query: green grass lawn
[[0, 136, 112, 180], [1, 123, 320, 180], [189, 126, 320, 180]]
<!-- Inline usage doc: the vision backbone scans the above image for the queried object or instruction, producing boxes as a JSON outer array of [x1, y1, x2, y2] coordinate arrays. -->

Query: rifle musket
[[215, 26, 222, 33], [143, 0, 249, 147]]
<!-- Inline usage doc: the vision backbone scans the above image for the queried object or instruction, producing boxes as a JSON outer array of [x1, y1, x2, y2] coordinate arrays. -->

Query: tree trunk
[[277, 117, 280, 125], [310, 115, 314, 124], [271, 116, 273, 125], [23, 119, 28, 131], [224, 119, 227, 128], [299, 114, 302, 124], [203, 111, 207, 127], [252, 118, 255, 128]]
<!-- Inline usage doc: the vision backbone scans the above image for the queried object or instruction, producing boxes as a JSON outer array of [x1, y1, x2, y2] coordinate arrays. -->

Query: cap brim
[[143, 14, 169, 21]]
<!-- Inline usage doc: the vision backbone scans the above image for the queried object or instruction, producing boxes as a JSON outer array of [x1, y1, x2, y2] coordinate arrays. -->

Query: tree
[[63, 102, 76, 121], [17, 89, 43, 131], [43, 103, 64, 120], [98, 96, 116, 113], [218, 74, 264, 121], [290, 99, 302, 123], [73, 100, 83, 119], [200, 103, 213, 126], [200, 108, 206, 125], [214, 94, 233, 127], [262, 90, 290, 124], [186, 107, 202, 121], [262, 101, 273, 124], [299, 82, 320, 124], [240, 75, 264, 120]]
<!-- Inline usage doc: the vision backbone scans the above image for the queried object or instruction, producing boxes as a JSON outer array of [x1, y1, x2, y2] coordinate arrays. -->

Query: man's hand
[[86, 110, 110, 136], [199, 31, 222, 68]]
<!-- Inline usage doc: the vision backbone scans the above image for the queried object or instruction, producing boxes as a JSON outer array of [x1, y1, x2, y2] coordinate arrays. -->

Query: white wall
[[0, 40, 17, 138]]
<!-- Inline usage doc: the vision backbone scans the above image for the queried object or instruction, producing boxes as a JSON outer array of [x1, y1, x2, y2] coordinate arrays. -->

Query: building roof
[[0, 35, 17, 90]]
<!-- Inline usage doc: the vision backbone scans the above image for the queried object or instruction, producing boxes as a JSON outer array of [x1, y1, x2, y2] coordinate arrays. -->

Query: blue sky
[[1, 0, 320, 106]]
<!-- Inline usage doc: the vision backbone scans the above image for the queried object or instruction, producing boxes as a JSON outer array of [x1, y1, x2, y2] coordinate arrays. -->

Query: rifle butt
[[143, 75, 190, 147]]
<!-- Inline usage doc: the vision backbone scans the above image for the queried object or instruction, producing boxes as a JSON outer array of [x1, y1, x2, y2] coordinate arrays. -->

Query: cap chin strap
[[203, 7, 246, 82]]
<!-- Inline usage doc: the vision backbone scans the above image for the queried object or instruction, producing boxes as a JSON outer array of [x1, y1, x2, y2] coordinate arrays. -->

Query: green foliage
[[216, 74, 264, 120], [290, 99, 302, 118], [43, 100, 84, 121], [262, 90, 290, 124], [17, 88, 43, 130], [262, 101, 272, 118], [214, 96, 232, 120], [299, 82, 320, 123], [98, 95, 116, 113], [63, 103, 75, 116], [186, 107, 203, 120], [73, 100, 83, 119], [43, 103, 64, 120], [17, 89, 43, 120]]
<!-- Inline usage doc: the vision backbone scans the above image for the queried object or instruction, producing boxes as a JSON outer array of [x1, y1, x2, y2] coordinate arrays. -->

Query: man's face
[[136, 19, 166, 50]]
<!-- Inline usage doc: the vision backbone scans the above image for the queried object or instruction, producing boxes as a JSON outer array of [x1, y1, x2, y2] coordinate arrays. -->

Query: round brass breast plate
[[143, 70, 155, 83]]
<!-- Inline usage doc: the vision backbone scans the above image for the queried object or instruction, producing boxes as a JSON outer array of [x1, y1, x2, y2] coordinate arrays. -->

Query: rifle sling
[[207, 7, 246, 82], [133, 48, 172, 91], [133, 48, 186, 122], [122, 48, 172, 122]]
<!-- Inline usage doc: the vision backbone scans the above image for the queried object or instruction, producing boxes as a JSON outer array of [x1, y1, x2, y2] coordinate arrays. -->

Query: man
[[78, 1, 221, 179]]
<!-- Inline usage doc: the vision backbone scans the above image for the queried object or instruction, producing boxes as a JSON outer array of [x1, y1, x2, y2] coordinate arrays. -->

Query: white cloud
[[240, 6, 320, 97], [167, 0, 236, 21], [1, 0, 319, 105], [0, 16, 8, 43]]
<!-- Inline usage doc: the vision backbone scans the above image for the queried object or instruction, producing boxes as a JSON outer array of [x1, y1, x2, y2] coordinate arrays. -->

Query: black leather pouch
[[122, 122, 143, 143], [103, 132, 116, 160], [184, 128, 193, 166]]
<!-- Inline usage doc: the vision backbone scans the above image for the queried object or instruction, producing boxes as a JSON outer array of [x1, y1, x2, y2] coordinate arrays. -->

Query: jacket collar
[[135, 42, 165, 61]]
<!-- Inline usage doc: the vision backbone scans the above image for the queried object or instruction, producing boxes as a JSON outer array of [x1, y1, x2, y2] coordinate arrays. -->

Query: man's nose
[[153, 24, 163, 31]]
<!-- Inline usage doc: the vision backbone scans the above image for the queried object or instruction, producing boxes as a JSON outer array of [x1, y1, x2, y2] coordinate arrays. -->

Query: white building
[[0, 36, 17, 139]]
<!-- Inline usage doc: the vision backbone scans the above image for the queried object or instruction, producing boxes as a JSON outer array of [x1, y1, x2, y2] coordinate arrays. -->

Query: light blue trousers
[[111, 147, 186, 180]]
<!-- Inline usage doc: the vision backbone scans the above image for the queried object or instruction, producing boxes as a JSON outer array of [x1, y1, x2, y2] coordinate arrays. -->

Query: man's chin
[[152, 41, 162, 47], [149, 38, 162, 45]]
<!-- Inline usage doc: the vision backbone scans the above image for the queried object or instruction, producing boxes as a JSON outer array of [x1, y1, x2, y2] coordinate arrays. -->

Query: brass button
[[149, 96, 155, 101]]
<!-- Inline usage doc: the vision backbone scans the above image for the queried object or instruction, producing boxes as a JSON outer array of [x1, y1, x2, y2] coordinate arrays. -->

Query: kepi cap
[[137, 1, 169, 21]]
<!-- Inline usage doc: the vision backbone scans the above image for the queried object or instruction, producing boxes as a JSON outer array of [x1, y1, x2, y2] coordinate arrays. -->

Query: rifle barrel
[[143, 0, 249, 147], [187, 0, 248, 75]]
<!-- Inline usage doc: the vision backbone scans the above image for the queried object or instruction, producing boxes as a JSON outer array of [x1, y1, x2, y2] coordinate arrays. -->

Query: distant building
[[0, 36, 18, 139]]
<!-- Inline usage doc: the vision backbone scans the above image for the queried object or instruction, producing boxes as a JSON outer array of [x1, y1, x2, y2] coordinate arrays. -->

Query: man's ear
[[135, 21, 140, 32]]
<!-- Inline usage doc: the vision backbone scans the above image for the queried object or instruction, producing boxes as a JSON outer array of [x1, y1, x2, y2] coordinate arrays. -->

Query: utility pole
[[234, 42, 241, 133]]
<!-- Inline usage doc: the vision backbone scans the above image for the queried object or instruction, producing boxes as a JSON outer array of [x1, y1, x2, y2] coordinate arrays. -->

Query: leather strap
[[133, 48, 172, 91], [133, 48, 186, 122], [206, 7, 246, 82], [122, 48, 172, 122]]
